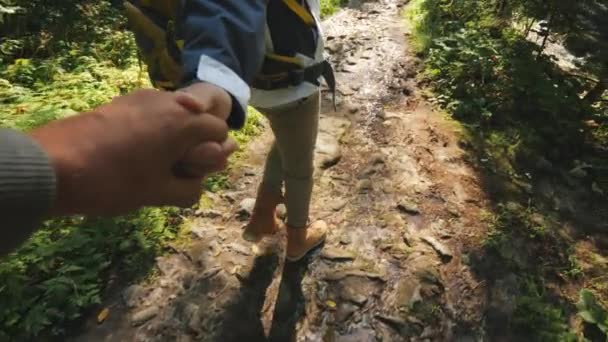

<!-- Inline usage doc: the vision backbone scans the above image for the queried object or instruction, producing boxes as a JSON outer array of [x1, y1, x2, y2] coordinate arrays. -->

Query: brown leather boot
[[286, 220, 327, 262], [242, 188, 284, 242]]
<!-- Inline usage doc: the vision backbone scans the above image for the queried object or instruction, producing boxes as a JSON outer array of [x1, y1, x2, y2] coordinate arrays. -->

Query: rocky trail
[[74, 1, 515, 341]]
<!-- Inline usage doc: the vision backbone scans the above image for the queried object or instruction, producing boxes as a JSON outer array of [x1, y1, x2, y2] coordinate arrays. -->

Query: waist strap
[[252, 60, 337, 111]]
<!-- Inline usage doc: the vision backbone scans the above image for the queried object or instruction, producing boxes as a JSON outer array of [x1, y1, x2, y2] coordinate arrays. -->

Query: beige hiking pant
[[255, 91, 320, 228]]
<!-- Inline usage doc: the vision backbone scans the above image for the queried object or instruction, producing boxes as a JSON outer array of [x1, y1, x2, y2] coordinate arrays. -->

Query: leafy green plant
[[564, 255, 583, 279], [424, 25, 587, 127], [0, 0, 21, 25], [0, 56, 146, 130], [407, 0, 594, 169], [479, 202, 581, 340], [577, 289, 608, 340], [320, 0, 347, 18], [408, 0, 608, 340], [205, 108, 263, 193], [0, 207, 182, 339], [513, 279, 578, 342]]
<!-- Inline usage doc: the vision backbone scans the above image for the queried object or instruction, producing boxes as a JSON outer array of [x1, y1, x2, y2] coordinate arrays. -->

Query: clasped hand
[[28, 83, 237, 215]]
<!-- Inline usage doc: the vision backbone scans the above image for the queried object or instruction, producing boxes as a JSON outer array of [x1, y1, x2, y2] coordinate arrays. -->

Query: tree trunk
[[537, 31, 550, 59], [496, 0, 509, 18], [524, 18, 536, 38], [536, 14, 553, 60]]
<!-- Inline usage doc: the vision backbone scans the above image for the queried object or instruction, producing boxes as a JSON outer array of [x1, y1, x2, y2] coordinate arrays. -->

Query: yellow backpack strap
[[124, 1, 183, 88], [281, 0, 315, 26], [139, 0, 181, 20]]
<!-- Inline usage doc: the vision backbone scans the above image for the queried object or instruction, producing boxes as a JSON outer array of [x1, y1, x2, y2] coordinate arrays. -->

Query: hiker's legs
[[262, 92, 319, 227], [242, 142, 283, 241], [260, 142, 283, 196], [260, 91, 327, 260]]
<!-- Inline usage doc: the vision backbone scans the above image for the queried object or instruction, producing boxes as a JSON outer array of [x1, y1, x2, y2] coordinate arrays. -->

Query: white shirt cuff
[[196, 55, 251, 111]]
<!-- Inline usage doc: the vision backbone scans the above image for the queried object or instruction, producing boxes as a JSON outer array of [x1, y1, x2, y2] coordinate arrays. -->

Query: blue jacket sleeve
[[180, 0, 267, 129]]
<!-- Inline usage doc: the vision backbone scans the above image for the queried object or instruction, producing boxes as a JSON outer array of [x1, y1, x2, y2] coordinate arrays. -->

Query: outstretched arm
[[180, 0, 267, 129], [125, 0, 268, 129]]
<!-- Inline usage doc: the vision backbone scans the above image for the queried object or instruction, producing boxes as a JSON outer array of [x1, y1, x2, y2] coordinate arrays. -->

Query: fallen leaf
[[97, 308, 110, 324], [230, 266, 241, 275], [325, 300, 337, 310]]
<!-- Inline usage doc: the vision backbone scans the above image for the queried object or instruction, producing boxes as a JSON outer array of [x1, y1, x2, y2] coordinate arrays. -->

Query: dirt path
[[75, 1, 495, 341]]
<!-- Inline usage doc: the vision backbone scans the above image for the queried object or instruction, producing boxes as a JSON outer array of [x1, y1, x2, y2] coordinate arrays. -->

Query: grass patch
[[475, 203, 579, 340], [320, 0, 348, 18], [481, 203, 574, 278], [408, 1, 608, 337], [0, 58, 147, 130], [232, 107, 264, 148], [404, 0, 602, 169], [0, 207, 184, 340], [403, 0, 433, 52], [511, 278, 578, 342], [204, 107, 263, 192]]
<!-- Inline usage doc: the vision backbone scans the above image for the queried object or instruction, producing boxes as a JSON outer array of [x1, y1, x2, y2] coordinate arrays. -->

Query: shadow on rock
[[216, 253, 279, 341], [267, 259, 310, 342], [215, 251, 313, 342]]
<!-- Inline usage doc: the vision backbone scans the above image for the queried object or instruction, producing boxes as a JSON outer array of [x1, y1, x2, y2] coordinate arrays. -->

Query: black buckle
[[288, 69, 305, 86], [252, 77, 275, 90]]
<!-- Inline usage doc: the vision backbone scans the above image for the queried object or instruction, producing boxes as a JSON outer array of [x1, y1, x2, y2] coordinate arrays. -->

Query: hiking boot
[[286, 220, 327, 262], [242, 188, 284, 242]]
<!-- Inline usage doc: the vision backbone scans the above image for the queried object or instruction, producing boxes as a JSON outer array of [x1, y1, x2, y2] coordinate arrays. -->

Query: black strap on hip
[[252, 60, 337, 111]]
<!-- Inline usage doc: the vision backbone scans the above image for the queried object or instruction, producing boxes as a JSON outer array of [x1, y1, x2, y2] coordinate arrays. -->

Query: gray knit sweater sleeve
[[0, 128, 56, 256]]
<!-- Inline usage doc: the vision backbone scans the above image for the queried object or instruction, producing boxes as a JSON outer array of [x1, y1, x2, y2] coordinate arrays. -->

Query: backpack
[[125, 0, 335, 107]]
